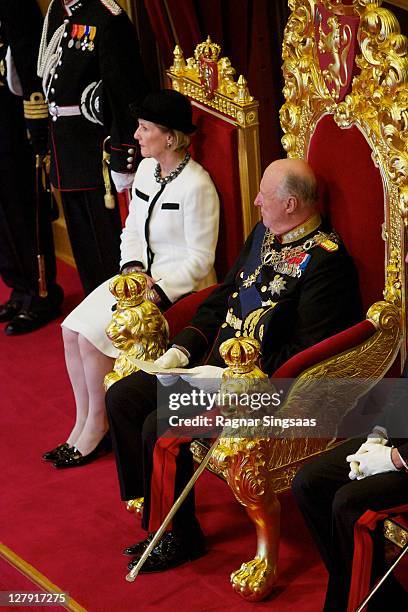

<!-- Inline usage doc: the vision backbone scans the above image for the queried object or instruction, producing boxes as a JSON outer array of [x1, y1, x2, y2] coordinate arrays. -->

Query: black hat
[[130, 89, 197, 134]]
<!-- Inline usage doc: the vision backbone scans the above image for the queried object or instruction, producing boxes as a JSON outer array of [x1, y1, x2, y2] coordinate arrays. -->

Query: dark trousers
[[292, 439, 408, 611], [0, 149, 60, 310], [106, 370, 198, 538], [60, 189, 121, 295]]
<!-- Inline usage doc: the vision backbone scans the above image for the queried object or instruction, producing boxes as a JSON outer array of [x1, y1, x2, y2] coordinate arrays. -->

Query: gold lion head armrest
[[104, 272, 169, 390]]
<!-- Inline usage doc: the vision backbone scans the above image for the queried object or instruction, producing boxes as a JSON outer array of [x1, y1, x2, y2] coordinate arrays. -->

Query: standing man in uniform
[[38, 0, 149, 294], [0, 0, 63, 335]]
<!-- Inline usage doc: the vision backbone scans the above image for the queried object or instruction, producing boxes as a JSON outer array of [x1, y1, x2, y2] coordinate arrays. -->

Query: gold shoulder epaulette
[[99, 0, 122, 15], [315, 231, 339, 252], [23, 92, 48, 120]]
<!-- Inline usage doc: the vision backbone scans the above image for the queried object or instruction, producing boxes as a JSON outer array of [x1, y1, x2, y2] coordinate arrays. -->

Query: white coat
[[61, 156, 220, 357], [120, 157, 219, 302]]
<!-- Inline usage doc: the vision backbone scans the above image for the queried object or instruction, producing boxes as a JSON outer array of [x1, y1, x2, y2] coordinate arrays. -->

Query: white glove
[[348, 435, 388, 480], [346, 442, 397, 480], [155, 347, 189, 387], [180, 366, 224, 393], [111, 170, 135, 193]]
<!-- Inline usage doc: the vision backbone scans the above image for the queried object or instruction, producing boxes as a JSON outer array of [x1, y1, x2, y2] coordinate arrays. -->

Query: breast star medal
[[268, 274, 287, 296]]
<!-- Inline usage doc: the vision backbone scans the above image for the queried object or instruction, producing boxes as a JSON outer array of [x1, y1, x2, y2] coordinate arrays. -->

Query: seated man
[[292, 304, 408, 612], [106, 158, 362, 573]]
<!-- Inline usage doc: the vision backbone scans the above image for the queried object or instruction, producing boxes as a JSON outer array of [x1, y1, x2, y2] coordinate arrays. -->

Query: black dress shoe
[[123, 533, 154, 557], [127, 531, 206, 573], [42, 443, 73, 462], [52, 435, 111, 469], [5, 306, 61, 336], [0, 299, 21, 323]]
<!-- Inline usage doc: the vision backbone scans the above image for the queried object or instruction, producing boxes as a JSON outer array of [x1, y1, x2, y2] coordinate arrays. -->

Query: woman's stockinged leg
[[74, 334, 114, 455], [62, 327, 90, 447]]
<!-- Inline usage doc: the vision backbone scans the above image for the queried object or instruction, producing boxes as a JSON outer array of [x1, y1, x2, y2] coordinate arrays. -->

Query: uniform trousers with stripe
[[0, 149, 59, 310]]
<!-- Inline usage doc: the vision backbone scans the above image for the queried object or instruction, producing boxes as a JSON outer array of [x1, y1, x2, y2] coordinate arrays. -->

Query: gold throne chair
[[162, 2, 408, 603]]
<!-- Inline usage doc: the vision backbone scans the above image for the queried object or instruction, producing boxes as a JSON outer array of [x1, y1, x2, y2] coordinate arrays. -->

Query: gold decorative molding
[[384, 518, 408, 548], [384, 248, 403, 306], [167, 39, 261, 238], [281, 0, 407, 354], [126, 497, 144, 516]]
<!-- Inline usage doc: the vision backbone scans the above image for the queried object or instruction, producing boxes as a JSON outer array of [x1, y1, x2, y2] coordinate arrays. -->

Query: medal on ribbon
[[81, 25, 91, 50], [68, 24, 79, 48], [75, 25, 85, 49], [87, 27, 96, 51]]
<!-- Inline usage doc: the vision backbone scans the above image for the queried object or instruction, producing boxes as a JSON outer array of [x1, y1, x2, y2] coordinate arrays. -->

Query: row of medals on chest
[[241, 229, 339, 290], [67, 24, 96, 51]]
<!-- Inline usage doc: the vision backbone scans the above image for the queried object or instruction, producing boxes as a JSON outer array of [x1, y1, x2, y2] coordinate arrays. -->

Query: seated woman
[[43, 89, 220, 468]]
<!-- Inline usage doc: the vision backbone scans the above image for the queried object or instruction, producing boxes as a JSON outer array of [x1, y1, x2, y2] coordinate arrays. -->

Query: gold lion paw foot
[[231, 557, 277, 602]]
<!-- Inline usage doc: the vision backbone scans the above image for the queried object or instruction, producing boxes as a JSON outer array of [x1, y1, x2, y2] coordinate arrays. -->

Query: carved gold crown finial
[[219, 337, 267, 379], [195, 36, 221, 62], [234, 75, 253, 104], [109, 273, 147, 309], [171, 44, 186, 75]]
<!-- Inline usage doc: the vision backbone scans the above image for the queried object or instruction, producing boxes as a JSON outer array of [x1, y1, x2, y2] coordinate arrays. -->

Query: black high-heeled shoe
[[42, 443, 73, 462], [52, 434, 111, 469]]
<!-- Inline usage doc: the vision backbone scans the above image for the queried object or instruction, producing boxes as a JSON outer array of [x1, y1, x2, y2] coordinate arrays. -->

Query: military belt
[[49, 102, 81, 118]]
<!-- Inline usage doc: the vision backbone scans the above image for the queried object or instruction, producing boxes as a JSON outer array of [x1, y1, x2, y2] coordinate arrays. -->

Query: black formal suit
[[292, 361, 408, 611], [106, 215, 363, 542], [0, 0, 61, 317], [39, 0, 149, 293]]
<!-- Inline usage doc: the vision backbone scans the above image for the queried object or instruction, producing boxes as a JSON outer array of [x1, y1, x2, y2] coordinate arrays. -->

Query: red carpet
[[0, 261, 327, 611]]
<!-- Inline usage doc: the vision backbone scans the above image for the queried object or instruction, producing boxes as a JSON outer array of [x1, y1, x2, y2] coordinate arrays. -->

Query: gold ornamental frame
[[166, 38, 262, 239], [281, 0, 408, 359]]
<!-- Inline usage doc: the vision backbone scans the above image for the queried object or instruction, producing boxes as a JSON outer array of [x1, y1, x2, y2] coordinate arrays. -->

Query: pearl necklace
[[154, 152, 191, 185]]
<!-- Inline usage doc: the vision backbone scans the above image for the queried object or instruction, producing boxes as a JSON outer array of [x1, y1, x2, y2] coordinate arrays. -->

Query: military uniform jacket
[[38, 0, 148, 190], [0, 0, 48, 155], [173, 215, 362, 376]]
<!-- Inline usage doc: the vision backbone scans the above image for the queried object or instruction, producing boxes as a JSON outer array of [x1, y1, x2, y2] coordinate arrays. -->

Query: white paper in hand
[[125, 356, 201, 376]]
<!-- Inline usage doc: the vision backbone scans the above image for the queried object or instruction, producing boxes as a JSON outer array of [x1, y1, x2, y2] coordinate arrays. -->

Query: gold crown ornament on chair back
[[103, 273, 169, 390]]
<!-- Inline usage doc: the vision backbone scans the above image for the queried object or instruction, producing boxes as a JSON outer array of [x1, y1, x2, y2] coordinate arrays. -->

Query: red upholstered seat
[[117, 191, 130, 226], [190, 104, 243, 280], [273, 319, 376, 379], [308, 115, 384, 312], [165, 284, 217, 338]]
